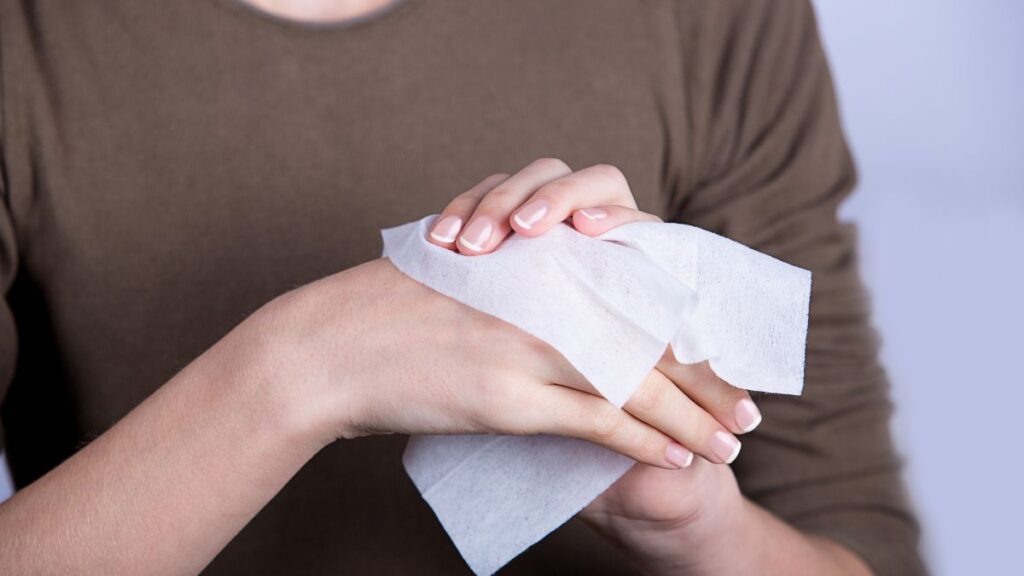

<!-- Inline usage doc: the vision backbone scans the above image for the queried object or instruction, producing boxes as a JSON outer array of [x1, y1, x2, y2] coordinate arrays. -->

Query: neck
[[239, 0, 397, 23]]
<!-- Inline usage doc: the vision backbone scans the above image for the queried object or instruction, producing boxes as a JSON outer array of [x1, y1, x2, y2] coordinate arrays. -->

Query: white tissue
[[381, 215, 811, 576]]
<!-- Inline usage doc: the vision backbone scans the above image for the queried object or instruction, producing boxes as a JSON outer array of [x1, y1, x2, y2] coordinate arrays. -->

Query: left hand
[[578, 453, 744, 572], [577, 381, 748, 572], [432, 158, 765, 570], [425, 157, 663, 253], [577, 361, 758, 574]]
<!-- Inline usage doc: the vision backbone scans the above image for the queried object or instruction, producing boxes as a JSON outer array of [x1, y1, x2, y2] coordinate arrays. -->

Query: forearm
[[0, 307, 328, 574]]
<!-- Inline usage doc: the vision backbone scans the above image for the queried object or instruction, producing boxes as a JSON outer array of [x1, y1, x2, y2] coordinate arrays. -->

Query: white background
[[2, 2, 1022, 573]]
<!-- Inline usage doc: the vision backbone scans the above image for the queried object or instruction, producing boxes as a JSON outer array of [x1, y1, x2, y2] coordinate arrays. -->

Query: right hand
[[424, 160, 759, 468], [247, 258, 692, 469], [246, 160, 756, 472]]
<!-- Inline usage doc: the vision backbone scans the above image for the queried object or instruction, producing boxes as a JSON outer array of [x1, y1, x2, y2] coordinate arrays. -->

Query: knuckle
[[472, 377, 533, 433], [535, 178, 574, 200], [475, 373, 515, 408], [629, 378, 666, 414], [589, 406, 626, 442], [479, 185, 520, 207], [489, 405, 531, 435], [482, 173, 511, 187], [529, 157, 571, 174], [522, 332, 560, 360], [667, 400, 713, 444], [504, 401, 542, 435], [590, 163, 627, 185]]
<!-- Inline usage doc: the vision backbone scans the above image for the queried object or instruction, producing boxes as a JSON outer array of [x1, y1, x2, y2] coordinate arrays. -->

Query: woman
[[0, 0, 923, 574]]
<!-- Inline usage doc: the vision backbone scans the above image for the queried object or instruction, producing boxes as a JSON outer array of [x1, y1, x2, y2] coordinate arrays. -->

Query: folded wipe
[[381, 215, 811, 575]]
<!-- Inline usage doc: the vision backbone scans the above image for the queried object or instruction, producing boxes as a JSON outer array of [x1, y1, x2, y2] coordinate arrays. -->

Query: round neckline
[[208, 0, 413, 33]]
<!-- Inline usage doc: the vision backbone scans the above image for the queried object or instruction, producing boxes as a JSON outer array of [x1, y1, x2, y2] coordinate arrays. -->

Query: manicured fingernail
[[735, 398, 762, 433], [429, 215, 463, 244], [665, 443, 694, 469], [711, 431, 742, 464], [579, 208, 608, 221], [512, 200, 549, 230], [458, 218, 493, 252]]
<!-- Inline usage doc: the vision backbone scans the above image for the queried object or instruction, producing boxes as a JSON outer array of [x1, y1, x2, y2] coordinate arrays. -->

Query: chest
[[5, 1, 677, 423]]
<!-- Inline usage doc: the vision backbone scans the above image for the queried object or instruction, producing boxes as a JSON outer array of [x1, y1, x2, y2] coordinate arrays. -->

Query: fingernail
[[429, 215, 463, 244], [458, 218, 493, 252], [512, 200, 549, 230], [735, 398, 762, 433], [665, 443, 695, 469], [579, 208, 608, 221], [711, 431, 742, 464]]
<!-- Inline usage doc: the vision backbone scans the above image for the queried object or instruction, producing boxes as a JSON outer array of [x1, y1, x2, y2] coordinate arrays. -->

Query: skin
[[241, 0, 397, 22], [431, 159, 874, 575], [0, 2, 874, 574], [0, 158, 870, 575], [429, 160, 756, 468]]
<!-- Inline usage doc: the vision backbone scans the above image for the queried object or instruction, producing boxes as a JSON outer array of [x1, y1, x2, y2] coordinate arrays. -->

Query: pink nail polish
[[458, 218, 493, 252], [711, 431, 742, 464], [512, 200, 549, 229], [735, 398, 762, 433], [579, 208, 608, 221], [665, 443, 695, 469], [429, 215, 463, 244]]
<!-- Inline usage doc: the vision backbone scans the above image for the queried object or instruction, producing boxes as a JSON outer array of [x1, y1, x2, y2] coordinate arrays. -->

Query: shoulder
[[669, 0, 821, 53]]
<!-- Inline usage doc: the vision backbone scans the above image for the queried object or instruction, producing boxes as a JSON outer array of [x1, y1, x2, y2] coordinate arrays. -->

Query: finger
[[456, 158, 573, 255], [657, 355, 763, 435], [427, 173, 509, 249], [624, 370, 743, 464], [509, 163, 638, 237], [571, 205, 662, 236], [524, 383, 694, 470]]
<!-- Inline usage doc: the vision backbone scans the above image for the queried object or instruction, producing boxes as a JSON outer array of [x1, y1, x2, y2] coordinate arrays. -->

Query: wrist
[[588, 466, 751, 575], [618, 495, 755, 576], [224, 285, 357, 452], [623, 494, 870, 576], [674, 496, 764, 574], [243, 260, 408, 446]]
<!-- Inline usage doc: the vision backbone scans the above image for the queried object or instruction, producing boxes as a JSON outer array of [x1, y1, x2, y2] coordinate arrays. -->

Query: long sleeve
[[667, 1, 925, 574], [0, 31, 20, 452]]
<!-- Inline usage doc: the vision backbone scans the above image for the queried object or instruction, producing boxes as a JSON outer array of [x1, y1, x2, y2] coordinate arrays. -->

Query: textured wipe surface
[[382, 216, 811, 576]]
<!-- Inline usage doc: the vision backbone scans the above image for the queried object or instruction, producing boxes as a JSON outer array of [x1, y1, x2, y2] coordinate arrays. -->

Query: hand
[[577, 363, 760, 574], [425, 157, 662, 254], [254, 258, 695, 469], [258, 260, 860, 574], [423, 158, 771, 569], [0, 160, 752, 576], [427, 158, 763, 465], [579, 455, 745, 574]]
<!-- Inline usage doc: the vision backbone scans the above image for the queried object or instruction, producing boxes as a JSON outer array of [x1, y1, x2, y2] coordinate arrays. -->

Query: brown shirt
[[0, 0, 924, 574]]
